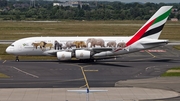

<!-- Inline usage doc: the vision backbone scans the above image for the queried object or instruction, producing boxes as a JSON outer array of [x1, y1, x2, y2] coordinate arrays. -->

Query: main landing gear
[[15, 56, 19, 62], [79, 59, 96, 63]]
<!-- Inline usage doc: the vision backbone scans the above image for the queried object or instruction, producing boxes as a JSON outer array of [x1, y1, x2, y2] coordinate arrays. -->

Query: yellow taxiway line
[[80, 84, 87, 88], [80, 66, 90, 89], [145, 50, 156, 58], [60, 63, 92, 89], [84, 70, 98, 72]]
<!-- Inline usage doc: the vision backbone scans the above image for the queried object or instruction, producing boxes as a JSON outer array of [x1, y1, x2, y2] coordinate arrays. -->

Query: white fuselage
[[6, 36, 167, 60]]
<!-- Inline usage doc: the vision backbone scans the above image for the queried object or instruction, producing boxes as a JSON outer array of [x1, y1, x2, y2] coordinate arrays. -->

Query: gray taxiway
[[0, 45, 180, 101], [0, 46, 180, 88]]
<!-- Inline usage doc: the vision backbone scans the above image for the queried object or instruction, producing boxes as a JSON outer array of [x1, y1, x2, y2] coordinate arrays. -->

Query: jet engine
[[75, 50, 91, 59], [57, 51, 72, 60]]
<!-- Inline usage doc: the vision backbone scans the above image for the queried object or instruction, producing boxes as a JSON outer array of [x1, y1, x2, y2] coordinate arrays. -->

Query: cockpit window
[[10, 44, 14, 47]]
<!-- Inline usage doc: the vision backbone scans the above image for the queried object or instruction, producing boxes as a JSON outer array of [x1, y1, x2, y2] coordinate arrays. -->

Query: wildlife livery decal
[[31, 38, 127, 51]]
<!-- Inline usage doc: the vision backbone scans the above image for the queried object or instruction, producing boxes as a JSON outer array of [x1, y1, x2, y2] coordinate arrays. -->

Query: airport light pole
[[86, 88, 89, 101]]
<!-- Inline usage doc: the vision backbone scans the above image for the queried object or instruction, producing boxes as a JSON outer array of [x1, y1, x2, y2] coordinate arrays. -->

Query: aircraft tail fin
[[126, 6, 172, 47]]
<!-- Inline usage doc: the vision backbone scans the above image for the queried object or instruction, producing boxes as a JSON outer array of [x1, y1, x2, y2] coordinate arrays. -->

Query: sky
[[51, 0, 180, 3]]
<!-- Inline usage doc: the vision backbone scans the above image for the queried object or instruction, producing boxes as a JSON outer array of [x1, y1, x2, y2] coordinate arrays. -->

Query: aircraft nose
[[6, 46, 14, 54]]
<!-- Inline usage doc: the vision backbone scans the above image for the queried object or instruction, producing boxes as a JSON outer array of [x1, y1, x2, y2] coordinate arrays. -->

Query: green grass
[[162, 73, 180, 77], [161, 73, 180, 76], [0, 73, 9, 78], [173, 45, 180, 50], [0, 20, 180, 40], [161, 67, 180, 77]]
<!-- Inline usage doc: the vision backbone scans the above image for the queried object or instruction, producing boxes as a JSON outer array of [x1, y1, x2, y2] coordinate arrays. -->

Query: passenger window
[[10, 45, 14, 47]]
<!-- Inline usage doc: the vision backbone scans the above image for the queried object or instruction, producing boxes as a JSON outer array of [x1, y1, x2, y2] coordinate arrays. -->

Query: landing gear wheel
[[15, 56, 19, 62]]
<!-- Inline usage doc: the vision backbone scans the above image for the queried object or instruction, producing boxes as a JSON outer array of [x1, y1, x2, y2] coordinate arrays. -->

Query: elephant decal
[[117, 42, 126, 48], [86, 38, 105, 47], [107, 41, 116, 47], [65, 41, 76, 49]]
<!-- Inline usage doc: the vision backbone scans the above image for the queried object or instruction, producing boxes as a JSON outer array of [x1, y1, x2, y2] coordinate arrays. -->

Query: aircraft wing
[[43, 47, 113, 56], [43, 50, 62, 56], [88, 47, 113, 53]]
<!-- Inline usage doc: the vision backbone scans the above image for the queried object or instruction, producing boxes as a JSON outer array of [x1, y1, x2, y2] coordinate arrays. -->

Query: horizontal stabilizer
[[167, 41, 180, 45], [140, 40, 168, 45]]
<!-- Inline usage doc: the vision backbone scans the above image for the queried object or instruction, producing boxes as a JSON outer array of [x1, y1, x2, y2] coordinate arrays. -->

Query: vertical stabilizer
[[126, 6, 172, 47]]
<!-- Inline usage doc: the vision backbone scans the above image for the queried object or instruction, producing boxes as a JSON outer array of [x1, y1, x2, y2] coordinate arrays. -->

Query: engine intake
[[75, 50, 91, 59], [57, 51, 72, 60]]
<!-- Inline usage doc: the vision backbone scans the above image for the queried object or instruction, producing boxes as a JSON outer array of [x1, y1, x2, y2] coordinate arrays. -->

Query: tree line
[[0, 0, 180, 21]]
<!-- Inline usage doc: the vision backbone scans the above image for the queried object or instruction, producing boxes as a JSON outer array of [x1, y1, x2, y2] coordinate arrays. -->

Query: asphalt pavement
[[0, 45, 180, 101]]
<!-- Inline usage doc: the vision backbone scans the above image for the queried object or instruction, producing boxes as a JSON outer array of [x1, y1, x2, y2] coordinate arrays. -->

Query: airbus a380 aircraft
[[6, 6, 172, 62]]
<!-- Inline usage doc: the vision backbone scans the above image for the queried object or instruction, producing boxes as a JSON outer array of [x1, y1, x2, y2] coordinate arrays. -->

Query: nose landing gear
[[15, 56, 19, 62]]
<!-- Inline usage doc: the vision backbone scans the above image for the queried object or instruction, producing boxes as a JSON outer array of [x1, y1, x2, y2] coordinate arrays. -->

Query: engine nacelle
[[75, 50, 91, 59], [57, 52, 72, 60]]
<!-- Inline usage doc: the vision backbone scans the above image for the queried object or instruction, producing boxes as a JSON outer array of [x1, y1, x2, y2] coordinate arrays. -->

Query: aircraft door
[[18, 44, 23, 51]]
